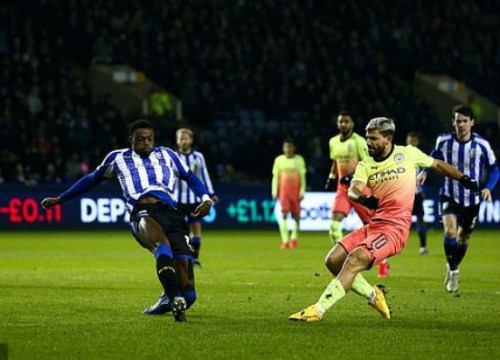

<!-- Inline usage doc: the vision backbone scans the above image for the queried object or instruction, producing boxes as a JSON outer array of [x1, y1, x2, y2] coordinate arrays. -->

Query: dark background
[[1, 0, 498, 190]]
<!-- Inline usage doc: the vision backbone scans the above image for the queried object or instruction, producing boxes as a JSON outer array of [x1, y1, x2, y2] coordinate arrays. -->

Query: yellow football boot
[[369, 284, 391, 319], [288, 305, 323, 322]]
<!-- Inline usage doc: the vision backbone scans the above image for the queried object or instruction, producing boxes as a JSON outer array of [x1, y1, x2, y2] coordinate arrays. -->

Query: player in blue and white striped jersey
[[175, 128, 219, 266], [418, 105, 499, 292], [41, 120, 213, 322]]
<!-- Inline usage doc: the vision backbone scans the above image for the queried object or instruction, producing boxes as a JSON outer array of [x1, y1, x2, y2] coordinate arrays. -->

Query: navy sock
[[444, 236, 458, 270], [181, 285, 197, 309], [455, 243, 469, 267], [190, 236, 201, 258], [417, 225, 427, 248], [155, 244, 179, 300]]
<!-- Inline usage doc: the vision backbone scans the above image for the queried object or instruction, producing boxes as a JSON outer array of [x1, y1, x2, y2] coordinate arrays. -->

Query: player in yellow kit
[[272, 139, 307, 249], [325, 111, 374, 244], [289, 117, 478, 322], [325, 111, 384, 303]]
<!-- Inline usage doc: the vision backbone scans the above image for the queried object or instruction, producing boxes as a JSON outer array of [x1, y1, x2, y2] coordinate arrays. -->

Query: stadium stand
[[0, 1, 497, 186]]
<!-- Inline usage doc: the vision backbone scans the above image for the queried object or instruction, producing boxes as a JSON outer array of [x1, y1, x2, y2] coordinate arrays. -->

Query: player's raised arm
[[40, 150, 119, 209], [429, 159, 479, 191], [41, 171, 106, 209]]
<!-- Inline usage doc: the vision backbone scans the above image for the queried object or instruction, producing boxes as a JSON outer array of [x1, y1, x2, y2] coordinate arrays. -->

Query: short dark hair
[[453, 104, 474, 119], [129, 119, 154, 136], [406, 131, 420, 139], [283, 137, 295, 145], [338, 110, 355, 123]]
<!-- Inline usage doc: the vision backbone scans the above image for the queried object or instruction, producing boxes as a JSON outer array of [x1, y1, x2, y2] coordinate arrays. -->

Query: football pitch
[[1, 229, 499, 360]]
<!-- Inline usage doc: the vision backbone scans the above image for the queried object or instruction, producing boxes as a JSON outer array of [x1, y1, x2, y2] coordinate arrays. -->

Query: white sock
[[368, 290, 377, 303]]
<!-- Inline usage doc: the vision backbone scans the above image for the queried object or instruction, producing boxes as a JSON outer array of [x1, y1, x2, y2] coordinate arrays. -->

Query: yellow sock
[[279, 220, 289, 243], [329, 220, 343, 244], [351, 273, 375, 299], [291, 219, 299, 240], [316, 278, 346, 313]]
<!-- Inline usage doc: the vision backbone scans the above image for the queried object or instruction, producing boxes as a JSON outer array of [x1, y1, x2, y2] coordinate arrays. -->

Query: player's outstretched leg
[[351, 273, 376, 299], [288, 305, 323, 322], [368, 284, 392, 319], [289, 278, 346, 322], [143, 293, 170, 315]]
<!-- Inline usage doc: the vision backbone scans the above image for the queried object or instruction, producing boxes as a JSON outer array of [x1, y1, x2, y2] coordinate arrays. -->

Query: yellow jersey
[[329, 132, 369, 178], [272, 154, 307, 198], [353, 145, 434, 228]]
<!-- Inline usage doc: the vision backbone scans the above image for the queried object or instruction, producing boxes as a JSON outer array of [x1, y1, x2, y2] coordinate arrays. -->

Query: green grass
[[0, 229, 499, 360]]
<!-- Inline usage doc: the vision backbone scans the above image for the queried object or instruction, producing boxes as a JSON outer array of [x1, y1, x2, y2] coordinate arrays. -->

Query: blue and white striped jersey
[[431, 132, 497, 207], [95, 147, 194, 211], [175, 150, 215, 204]]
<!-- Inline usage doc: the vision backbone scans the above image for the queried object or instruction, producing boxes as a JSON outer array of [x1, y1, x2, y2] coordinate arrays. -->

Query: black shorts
[[130, 202, 192, 259], [439, 195, 480, 234], [412, 192, 425, 216], [176, 203, 202, 224]]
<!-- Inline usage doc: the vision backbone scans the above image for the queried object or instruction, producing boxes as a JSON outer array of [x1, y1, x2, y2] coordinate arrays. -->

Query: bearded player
[[324, 111, 387, 299], [290, 117, 478, 322]]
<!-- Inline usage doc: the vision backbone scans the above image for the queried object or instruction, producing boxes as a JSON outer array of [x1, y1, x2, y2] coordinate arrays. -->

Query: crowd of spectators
[[1, 0, 498, 188], [0, 3, 130, 185]]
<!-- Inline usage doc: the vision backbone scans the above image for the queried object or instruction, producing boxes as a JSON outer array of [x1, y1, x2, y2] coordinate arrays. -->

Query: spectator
[[0, 1, 497, 186]]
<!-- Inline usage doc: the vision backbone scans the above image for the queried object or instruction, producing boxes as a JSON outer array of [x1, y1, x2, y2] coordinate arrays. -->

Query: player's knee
[[325, 254, 339, 275], [444, 226, 457, 238], [324, 246, 345, 275]]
